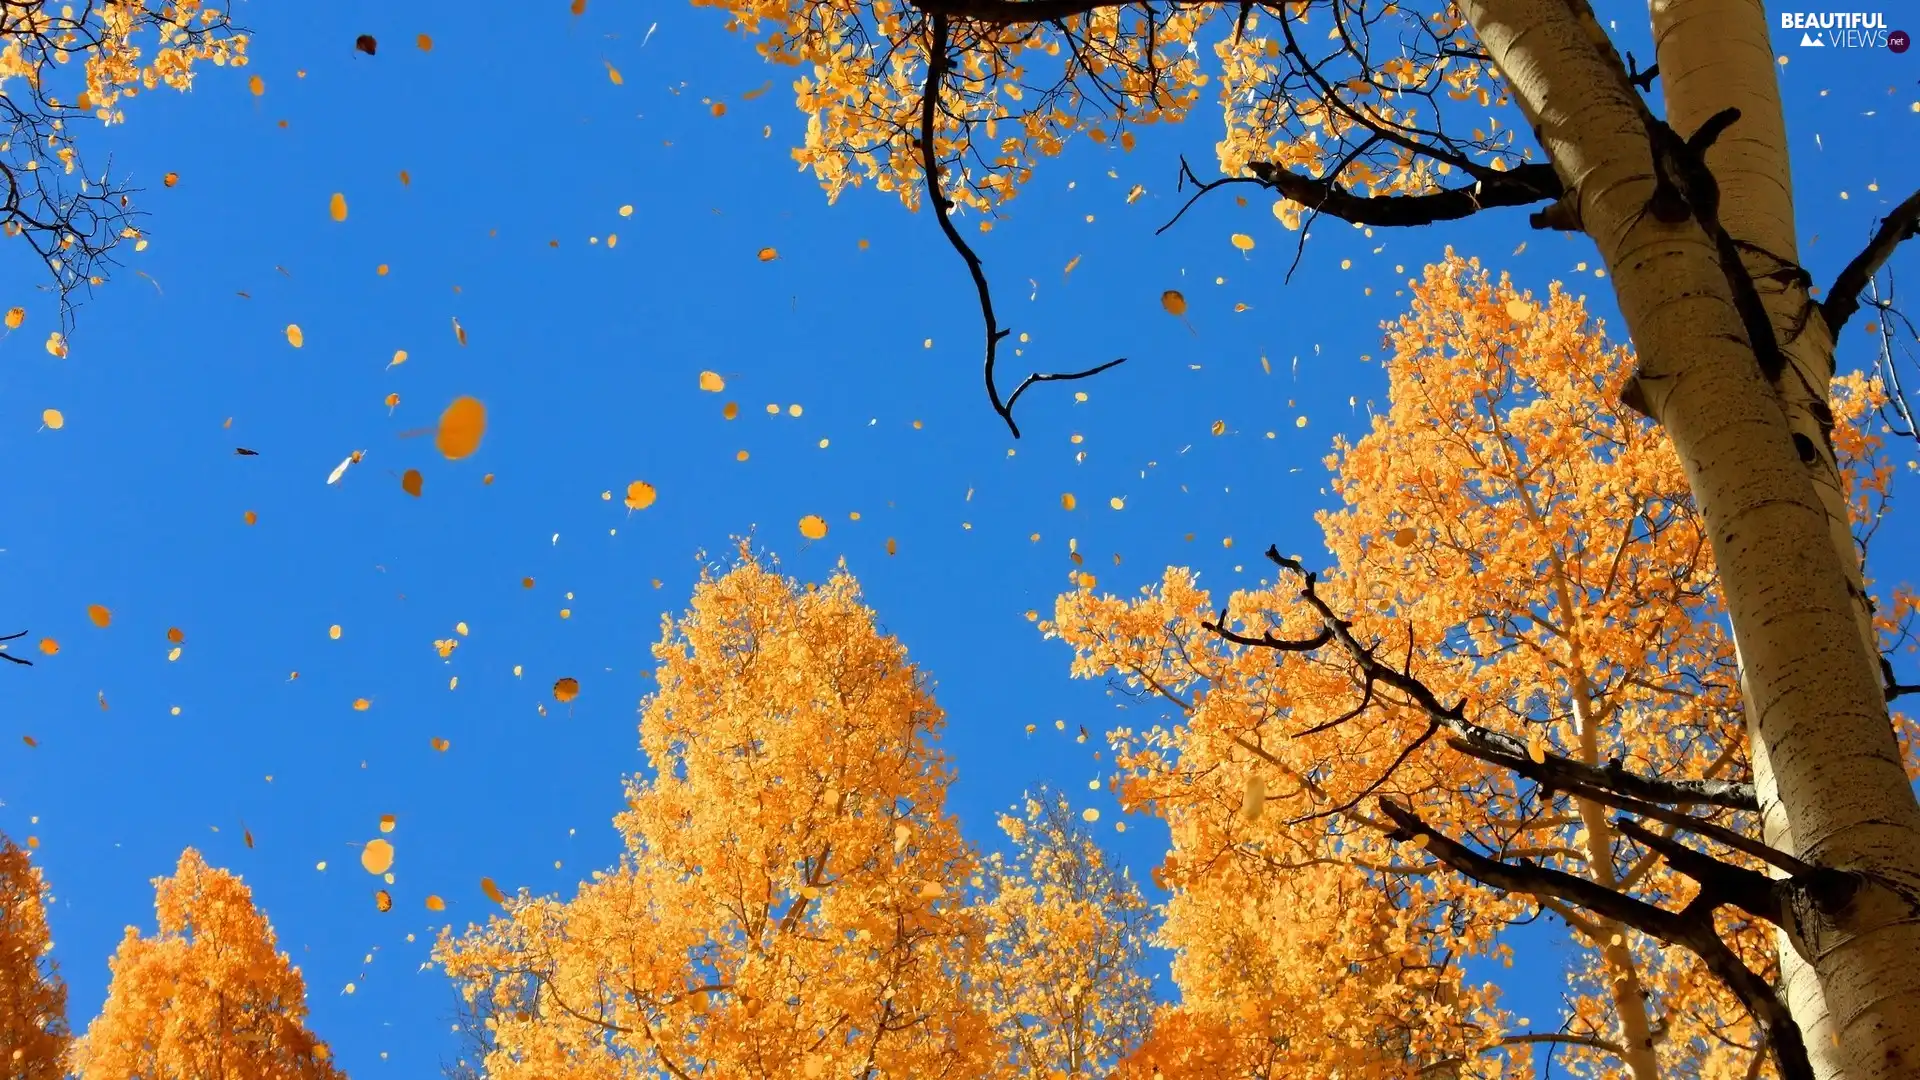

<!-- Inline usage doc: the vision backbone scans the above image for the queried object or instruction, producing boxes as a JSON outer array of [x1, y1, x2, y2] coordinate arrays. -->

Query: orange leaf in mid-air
[[352, 697, 371, 711], [430, 737, 450, 752], [1161, 290, 1187, 316], [699, 371, 726, 392], [167, 627, 185, 644], [374, 890, 393, 912], [605, 61, 623, 85], [329, 193, 348, 222], [757, 247, 778, 262], [451, 317, 467, 346], [354, 34, 377, 55], [401, 469, 424, 497], [37, 638, 57, 655], [361, 839, 394, 875], [87, 605, 111, 628], [4, 307, 22, 328], [248, 74, 265, 95], [571, 0, 587, 13], [163, 172, 180, 188], [417, 33, 432, 51], [480, 877, 506, 904], [798, 515, 828, 540], [285, 324, 304, 348], [42, 409, 63, 430], [553, 677, 580, 703], [625, 481, 656, 510], [425, 894, 446, 911], [435, 397, 487, 460]]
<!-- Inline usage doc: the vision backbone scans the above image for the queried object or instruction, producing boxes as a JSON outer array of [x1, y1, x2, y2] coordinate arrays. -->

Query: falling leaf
[[167, 627, 185, 644], [361, 839, 395, 875], [1230, 233, 1255, 251], [480, 877, 506, 904], [886, 537, 898, 556], [249, 74, 265, 95], [605, 61, 623, 85], [329, 193, 348, 222], [401, 469, 424, 497], [235, 447, 259, 456], [798, 515, 828, 540], [352, 697, 371, 711], [625, 481, 656, 510], [417, 33, 432, 51], [553, 677, 580, 703], [163, 172, 180, 188], [1081, 808, 1100, 822], [87, 605, 111, 628], [374, 890, 393, 912], [1241, 775, 1266, 821], [327, 453, 359, 485], [243, 510, 258, 526], [435, 397, 487, 460], [1210, 419, 1226, 436], [4, 307, 23, 328], [42, 409, 63, 430], [1061, 493, 1077, 511], [425, 894, 446, 912], [757, 247, 779, 262], [699, 371, 726, 392], [286, 324, 304, 348], [430, 737, 451, 752], [710, 102, 727, 117], [1161, 290, 1186, 316], [379, 814, 397, 833], [38, 638, 57, 656], [398, 170, 410, 186], [451, 317, 467, 346], [742, 79, 773, 100], [1505, 299, 1533, 323], [355, 34, 377, 55]]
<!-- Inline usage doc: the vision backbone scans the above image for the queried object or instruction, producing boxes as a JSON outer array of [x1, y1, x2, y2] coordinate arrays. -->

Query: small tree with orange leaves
[[0, 833, 69, 1080], [435, 552, 1006, 1080], [1050, 253, 1919, 1080], [972, 787, 1154, 1078], [69, 848, 342, 1080]]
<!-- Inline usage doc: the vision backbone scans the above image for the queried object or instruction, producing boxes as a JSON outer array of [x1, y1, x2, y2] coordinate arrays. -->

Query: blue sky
[[3, 0, 1916, 1074]]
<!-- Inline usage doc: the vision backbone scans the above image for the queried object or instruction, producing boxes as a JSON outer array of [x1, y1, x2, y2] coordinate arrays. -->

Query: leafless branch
[[1247, 161, 1563, 227], [1823, 187, 1920, 336], [0, 629, 32, 667]]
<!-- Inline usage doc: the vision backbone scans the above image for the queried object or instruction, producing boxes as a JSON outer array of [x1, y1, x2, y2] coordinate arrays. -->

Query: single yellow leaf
[[87, 604, 110, 628], [4, 307, 24, 328], [37, 638, 57, 656], [451, 317, 467, 346], [798, 515, 828, 540], [553, 677, 580, 703], [249, 74, 265, 95], [374, 889, 393, 912], [1161, 290, 1186, 315], [416, 33, 432, 51], [1210, 419, 1226, 436], [401, 469, 424, 497], [286, 324, 304, 348], [757, 247, 779, 262], [435, 396, 487, 460], [329, 193, 348, 222], [1061, 493, 1077, 511], [352, 697, 371, 711], [425, 894, 446, 912], [430, 737, 451, 752], [360, 838, 394, 874], [605, 61, 623, 85], [698, 371, 726, 392], [243, 509, 258, 526], [625, 481, 656, 510], [329, 624, 342, 640], [44, 332, 65, 358], [42, 408, 63, 430], [480, 877, 506, 904], [1506, 299, 1533, 323], [1230, 233, 1255, 251], [379, 814, 397, 833]]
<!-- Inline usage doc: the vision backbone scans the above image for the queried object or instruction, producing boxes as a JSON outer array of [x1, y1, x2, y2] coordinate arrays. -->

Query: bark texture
[[1456, 0, 1920, 1076]]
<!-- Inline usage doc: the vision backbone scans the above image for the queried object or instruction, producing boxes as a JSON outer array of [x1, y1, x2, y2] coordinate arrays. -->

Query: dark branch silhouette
[[1, 629, 32, 667], [918, 12, 1126, 438], [1823, 187, 1920, 336]]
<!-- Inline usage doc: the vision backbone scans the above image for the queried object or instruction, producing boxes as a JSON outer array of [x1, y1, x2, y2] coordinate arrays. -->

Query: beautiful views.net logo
[[1778, 11, 1905, 49]]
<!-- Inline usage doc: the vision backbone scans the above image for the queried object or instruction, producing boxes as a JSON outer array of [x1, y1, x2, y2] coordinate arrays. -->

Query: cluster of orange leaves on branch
[[1049, 253, 1917, 1080], [691, 0, 1516, 226], [0, 0, 247, 127]]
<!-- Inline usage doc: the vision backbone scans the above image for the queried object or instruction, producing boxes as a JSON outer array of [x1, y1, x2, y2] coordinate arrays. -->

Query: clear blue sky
[[3, 0, 1915, 1074]]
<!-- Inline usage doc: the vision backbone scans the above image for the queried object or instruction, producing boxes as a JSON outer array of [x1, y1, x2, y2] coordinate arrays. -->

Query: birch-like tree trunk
[[1457, 0, 1920, 1076]]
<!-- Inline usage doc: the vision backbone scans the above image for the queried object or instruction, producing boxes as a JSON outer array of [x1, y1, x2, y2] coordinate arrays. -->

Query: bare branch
[[1823, 187, 1920, 336], [912, 0, 1146, 20], [1, 629, 32, 667], [1378, 800, 1813, 1080], [1247, 161, 1562, 227], [918, 13, 1126, 438]]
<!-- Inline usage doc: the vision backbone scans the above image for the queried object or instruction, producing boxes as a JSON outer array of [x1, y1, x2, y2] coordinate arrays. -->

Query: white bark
[[1455, 0, 1920, 1076]]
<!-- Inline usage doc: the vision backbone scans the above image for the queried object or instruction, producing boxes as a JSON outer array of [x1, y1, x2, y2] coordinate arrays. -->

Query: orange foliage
[[435, 551, 1005, 1080], [69, 849, 343, 1080], [690, 1, 1501, 221], [1049, 252, 1914, 1079], [974, 788, 1153, 1076], [0, 834, 70, 1080]]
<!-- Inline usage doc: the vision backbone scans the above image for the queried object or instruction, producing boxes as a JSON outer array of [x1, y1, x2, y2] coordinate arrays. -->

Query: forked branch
[[919, 13, 1126, 438], [1823, 187, 1920, 336], [1, 629, 31, 667]]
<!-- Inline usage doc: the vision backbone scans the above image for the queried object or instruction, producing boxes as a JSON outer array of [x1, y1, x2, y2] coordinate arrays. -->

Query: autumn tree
[[691, 1, 1920, 1072], [435, 552, 1007, 1080], [68, 847, 343, 1080], [1047, 254, 1919, 1080], [0, 0, 248, 318], [972, 787, 1154, 1077], [0, 833, 69, 1080]]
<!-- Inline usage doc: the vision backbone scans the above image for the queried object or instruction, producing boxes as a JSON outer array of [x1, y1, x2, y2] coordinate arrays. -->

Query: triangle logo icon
[[1800, 31, 1824, 45]]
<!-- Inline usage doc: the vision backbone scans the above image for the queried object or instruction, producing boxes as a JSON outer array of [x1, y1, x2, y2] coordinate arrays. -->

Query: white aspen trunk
[[1651, 4, 1875, 1075], [1455, 1, 1920, 1076]]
